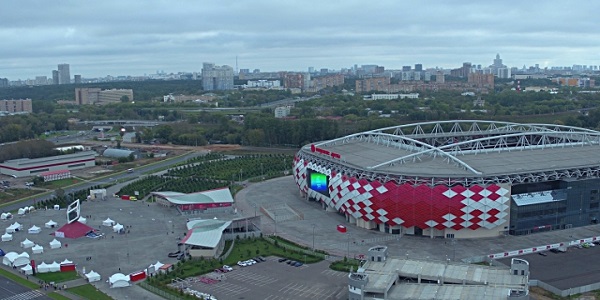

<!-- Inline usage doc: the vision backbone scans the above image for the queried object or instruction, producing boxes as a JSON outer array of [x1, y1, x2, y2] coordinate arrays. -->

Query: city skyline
[[1, 1, 599, 79]]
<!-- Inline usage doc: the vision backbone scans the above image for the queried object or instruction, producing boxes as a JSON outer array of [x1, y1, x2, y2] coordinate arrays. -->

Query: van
[[127, 168, 134, 173]]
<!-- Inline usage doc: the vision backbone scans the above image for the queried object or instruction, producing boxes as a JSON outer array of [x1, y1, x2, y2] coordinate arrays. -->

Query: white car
[[222, 265, 233, 271], [246, 259, 257, 265], [237, 261, 248, 267]]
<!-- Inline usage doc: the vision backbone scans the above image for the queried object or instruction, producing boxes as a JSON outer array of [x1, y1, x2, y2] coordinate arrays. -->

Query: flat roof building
[[349, 246, 529, 300], [0, 151, 96, 178]]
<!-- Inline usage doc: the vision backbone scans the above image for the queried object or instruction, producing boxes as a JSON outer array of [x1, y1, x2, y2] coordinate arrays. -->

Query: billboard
[[67, 199, 81, 224], [308, 169, 329, 197]]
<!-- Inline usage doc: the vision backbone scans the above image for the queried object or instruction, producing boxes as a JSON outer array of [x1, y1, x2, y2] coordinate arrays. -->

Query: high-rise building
[[58, 64, 70, 84], [201, 63, 234, 91], [74, 75, 82, 84], [52, 70, 59, 85], [414, 64, 423, 72]]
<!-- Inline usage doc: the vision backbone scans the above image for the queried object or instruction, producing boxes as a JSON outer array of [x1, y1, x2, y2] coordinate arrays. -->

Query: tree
[[120, 95, 130, 103]]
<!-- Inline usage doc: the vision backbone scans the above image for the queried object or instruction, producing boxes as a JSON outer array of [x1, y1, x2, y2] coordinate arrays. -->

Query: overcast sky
[[1, 1, 599, 79]]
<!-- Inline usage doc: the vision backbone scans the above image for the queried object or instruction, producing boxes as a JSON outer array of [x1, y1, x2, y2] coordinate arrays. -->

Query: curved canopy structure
[[302, 120, 600, 186]]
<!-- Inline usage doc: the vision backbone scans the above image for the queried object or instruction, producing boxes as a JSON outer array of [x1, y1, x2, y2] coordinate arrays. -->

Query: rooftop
[[299, 120, 600, 185]]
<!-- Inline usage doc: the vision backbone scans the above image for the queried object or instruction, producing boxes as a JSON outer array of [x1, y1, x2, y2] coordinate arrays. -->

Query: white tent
[[1, 233, 12, 242], [21, 264, 33, 275], [21, 238, 34, 248], [45, 220, 57, 229], [28, 206, 35, 212], [108, 273, 130, 288], [113, 223, 124, 233], [147, 261, 164, 275], [85, 270, 101, 283], [61, 258, 73, 265], [37, 262, 50, 273], [17, 208, 26, 215], [0, 213, 8, 220], [2, 252, 18, 266], [48, 261, 61, 272], [28, 225, 41, 234], [32, 244, 44, 254], [13, 252, 30, 267], [102, 218, 115, 227], [6, 222, 22, 233], [49, 239, 61, 249], [53, 205, 60, 210], [78, 217, 87, 224]]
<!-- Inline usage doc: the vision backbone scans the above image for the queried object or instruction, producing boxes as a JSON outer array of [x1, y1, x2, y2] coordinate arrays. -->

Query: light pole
[[312, 224, 316, 252], [261, 163, 264, 180]]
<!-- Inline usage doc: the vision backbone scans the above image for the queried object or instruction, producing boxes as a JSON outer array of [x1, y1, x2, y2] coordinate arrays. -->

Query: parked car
[[237, 261, 248, 267], [287, 260, 296, 265], [168, 251, 181, 258], [538, 252, 548, 256], [257, 256, 266, 262], [278, 258, 288, 263], [246, 259, 257, 265], [222, 265, 233, 272]]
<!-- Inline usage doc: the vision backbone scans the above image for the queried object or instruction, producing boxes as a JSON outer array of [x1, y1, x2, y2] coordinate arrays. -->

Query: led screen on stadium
[[308, 169, 329, 196]]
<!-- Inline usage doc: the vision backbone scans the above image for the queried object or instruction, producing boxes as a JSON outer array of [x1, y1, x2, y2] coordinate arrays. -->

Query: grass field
[[47, 292, 71, 300], [67, 284, 113, 300], [35, 271, 80, 283]]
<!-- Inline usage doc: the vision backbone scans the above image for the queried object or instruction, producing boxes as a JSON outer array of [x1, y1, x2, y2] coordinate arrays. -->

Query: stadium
[[293, 120, 600, 239]]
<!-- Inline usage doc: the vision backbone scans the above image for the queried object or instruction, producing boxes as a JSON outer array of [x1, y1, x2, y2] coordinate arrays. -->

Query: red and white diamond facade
[[294, 121, 600, 238]]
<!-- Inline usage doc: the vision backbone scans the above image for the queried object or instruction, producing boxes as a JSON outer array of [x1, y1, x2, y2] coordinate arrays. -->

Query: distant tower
[[235, 56, 238, 75], [58, 64, 70, 84]]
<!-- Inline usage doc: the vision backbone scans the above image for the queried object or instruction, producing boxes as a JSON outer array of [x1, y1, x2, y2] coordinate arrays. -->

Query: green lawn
[[67, 284, 113, 300], [35, 271, 80, 283], [0, 268, 38, 289], [0, 188, 46, 205], [47, 292, 72, 300]]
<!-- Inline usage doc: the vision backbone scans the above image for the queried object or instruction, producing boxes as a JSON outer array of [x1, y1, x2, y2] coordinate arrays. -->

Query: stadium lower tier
[[294, 157, 600, 239]]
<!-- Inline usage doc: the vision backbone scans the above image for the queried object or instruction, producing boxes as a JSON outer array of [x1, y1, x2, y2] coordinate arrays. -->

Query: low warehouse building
[[0, 151, 96, 178]]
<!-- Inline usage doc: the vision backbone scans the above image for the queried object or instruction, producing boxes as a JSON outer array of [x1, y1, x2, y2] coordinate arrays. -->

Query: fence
[[139, 281, 184, 300]]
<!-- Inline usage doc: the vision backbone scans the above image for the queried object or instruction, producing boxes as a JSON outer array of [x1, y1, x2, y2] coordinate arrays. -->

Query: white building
[[274, 106, 293, 118], [244, 80, 281, 89]]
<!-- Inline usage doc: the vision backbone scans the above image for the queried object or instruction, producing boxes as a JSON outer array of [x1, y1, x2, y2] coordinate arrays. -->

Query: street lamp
[[261, 163, 264, 180], [312, 224, 316, 252]]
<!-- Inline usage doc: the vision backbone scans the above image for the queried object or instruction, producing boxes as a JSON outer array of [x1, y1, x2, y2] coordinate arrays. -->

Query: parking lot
[[498, 244, 600, 290], [187, 258, 348, 300]]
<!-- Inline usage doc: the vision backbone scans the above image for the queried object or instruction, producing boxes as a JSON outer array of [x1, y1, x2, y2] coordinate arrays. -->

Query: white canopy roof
[[103, 218, 115, 226], [21, 264, 32, 272], [85, 270, 101, 282], [109, 273, 130, 286], [1, 233, 12, 240], [12, 222, 21, 228], [113, 223, 124, 231], [45, 220, 57, 228], [29, 225, 40, 231], [2, 252, 18, 265], [48, 261, 61, 272], [32, 244, 43, 254], [21, 238, 34, 248], [61, 259, 73, 265], [0, 213, 8, 219], [78, 217, 87, 224], [50, 239, 61, 246], [28, 225, 41, 234], [17, 208, 26, 215]]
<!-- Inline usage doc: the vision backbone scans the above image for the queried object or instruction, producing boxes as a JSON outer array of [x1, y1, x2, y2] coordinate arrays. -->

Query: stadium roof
[[300, 120, 600, 185]]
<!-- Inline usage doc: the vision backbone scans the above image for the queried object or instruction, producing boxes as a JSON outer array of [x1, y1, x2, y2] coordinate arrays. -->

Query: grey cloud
[[1, 0, 600, 78]]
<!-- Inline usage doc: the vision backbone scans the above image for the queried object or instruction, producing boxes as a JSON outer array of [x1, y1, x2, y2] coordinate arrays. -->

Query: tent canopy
[[45, 220, 57, 228], [85, 270, 101, 282], [102, 218, 115, 226]]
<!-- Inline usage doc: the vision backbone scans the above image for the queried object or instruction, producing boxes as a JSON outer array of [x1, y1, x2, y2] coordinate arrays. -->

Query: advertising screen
[[308, 169, 329, 196]]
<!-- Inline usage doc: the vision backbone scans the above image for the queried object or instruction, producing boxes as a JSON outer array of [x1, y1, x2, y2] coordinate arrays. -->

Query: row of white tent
[[2, 251, 30, 267], [0, 212, 13, 220], [1, 233, 61, 249], [102, 218, 124, 233], [4, 220, 59, 235], [20, 259, 75, 275], [17, 206, 35, 215]]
